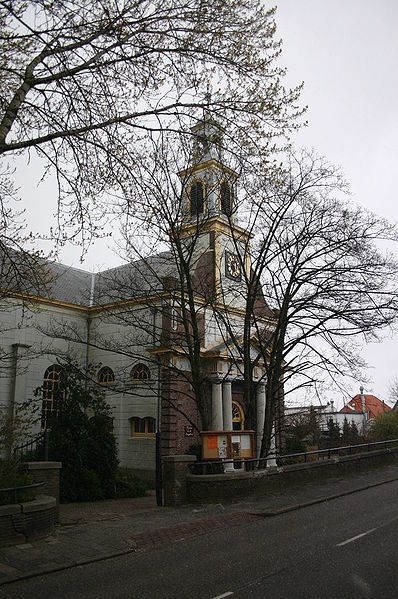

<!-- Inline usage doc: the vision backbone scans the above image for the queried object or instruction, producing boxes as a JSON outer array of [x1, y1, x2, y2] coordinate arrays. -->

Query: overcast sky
[[15, 1, 398, 406], [275, 0, 398, 405]]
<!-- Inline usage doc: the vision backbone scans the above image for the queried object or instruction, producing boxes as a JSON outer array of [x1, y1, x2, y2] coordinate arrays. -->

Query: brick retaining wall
[[0, 495, 56, 547], [185, 447, 398, 503]]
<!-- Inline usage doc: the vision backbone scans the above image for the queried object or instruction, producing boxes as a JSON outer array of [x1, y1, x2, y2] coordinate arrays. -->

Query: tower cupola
[[179, 117, 239, 223]]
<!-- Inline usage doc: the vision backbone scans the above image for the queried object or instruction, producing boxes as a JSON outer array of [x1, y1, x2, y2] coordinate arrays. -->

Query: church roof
[[93, 252, 177, 304], [339, 394, 391, 419], [0, 248, 178, 307]]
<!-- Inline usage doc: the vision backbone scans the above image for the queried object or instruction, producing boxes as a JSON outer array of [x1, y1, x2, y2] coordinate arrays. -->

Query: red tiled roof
[[340, 394, 391, 419]]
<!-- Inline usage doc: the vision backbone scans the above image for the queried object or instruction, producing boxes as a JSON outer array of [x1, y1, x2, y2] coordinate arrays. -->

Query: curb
[[0, 548, 139, 586], [249, 476, 398, 517]]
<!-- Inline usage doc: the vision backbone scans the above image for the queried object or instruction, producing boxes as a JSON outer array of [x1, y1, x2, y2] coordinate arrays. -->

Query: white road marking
[[211, 593, 234, 599], [336, 528, 378, 547]]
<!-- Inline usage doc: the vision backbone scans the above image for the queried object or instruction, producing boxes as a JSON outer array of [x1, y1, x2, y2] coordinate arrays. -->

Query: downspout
[[85, 272, 96, 371], [7, 343, 30, 457]]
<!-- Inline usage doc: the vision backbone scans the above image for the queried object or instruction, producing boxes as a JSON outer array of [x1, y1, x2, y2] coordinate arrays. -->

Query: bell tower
[[177, 117, 251, 306], [179, 116, 239, 223]]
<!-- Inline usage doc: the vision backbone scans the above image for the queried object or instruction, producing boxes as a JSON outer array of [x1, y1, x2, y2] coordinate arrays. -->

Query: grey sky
[[14, 0, 398, 405]]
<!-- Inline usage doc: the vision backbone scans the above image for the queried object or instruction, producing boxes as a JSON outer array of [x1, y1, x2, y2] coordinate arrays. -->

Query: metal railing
[[188, 438, 398, 475], [0, 481, 45, 504], [13, 430, 49, 461]]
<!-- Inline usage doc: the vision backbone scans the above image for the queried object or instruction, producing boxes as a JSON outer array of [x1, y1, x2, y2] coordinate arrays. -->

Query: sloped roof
[[0, 248, 178, 307], [93, 252, 177, 304], [340, 394, 391, 419]]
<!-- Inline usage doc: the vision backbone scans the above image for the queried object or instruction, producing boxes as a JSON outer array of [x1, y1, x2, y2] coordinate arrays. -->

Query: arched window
[[190, 181, 204, 217], [220, 181, 232, 216], [42, 364, 63, 429], [232, 401, 245, 431], [131, 363, 150, 381], [98, 366, 115, 384], [171, 306, 179, 330], [130, 417, 156, 437]]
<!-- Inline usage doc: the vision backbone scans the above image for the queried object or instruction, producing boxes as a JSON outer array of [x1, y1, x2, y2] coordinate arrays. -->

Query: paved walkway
[[1, 464, 398, 585]]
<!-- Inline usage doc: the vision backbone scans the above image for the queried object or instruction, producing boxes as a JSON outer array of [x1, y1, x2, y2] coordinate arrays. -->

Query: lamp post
[[155, 354, 163, 507]]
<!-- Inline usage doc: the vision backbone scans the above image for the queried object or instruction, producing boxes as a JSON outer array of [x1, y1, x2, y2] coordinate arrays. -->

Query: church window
[[190, 181, 204, 217], [98, 366, 115, 384], [171, 306, 179, 330], [130, 416, 156, 437], [42, 364, 63, 429], [220, 181, 232, 216], [131, 363, 150, 381], [232, 401, 245, 431]]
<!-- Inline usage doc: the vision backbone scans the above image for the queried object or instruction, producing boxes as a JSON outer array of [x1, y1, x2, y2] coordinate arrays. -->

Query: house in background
[[285, 387, 391, 438], [339, 386, 391, 430]]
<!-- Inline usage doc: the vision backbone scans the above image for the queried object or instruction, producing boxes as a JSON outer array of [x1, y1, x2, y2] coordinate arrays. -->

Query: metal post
[[155, 355, 163, 507]]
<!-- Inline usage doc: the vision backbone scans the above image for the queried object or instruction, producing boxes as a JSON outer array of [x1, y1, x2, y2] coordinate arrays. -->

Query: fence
[[0, 481, 45, 505], [13, 430, 49, 461], [188, 438, 398, 475]]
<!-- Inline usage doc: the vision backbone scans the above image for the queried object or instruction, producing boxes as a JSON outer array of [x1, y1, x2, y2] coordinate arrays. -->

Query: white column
[[211, 382, 223, 430], [222, 381, 233, 431], [222, 381, 235, 472], [256, 383, 266, 459]]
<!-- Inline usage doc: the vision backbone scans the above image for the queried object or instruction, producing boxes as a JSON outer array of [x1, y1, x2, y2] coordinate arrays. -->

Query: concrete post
[[162, 455, 197, 507], [267, 426, 277, 468], [24, 462, 62, 521], [211, 382, 223, 430], [256, 383, 266, 459]]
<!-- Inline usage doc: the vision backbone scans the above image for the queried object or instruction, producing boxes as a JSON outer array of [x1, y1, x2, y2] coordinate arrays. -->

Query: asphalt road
[[2, 480, 398, 599]]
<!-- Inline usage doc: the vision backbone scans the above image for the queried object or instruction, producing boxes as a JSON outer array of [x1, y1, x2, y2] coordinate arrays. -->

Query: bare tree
[[222, 150, 398, 460], [0, 0, 304, 246]]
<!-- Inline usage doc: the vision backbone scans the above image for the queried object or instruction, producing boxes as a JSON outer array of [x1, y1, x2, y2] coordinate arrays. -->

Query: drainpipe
[[7, 343, 30, 458], [360, 385, 367, 432]]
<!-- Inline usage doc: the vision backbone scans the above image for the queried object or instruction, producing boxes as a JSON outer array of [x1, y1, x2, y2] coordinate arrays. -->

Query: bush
[[370, 410, 398, 442], [115, 469, 148, 498]]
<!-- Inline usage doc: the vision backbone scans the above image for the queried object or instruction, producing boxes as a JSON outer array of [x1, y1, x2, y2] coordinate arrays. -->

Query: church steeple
[[179, 117, 239, 224], [177, 117, 251, 307]]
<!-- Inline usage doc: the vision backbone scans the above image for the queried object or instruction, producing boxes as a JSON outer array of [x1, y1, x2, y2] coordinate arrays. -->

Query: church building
[[0, 118, 280, 480]]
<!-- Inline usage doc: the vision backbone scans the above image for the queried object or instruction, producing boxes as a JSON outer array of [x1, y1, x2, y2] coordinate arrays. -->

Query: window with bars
[[130, 417, 156, 437], [98, 366, 115, 384], [41, 364, 64, 430], [131, 363, 150, 381]]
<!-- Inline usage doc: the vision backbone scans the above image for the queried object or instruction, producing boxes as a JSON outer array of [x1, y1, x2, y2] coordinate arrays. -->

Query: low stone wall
[[186, 447, 398, 503], [0, 495, 56, 547], [24, 461, 61, 521]]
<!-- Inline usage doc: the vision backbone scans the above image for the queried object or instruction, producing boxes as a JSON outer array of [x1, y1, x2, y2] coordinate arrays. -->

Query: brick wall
[[24, 462, 61, 521], [0, 496, 56, 547]]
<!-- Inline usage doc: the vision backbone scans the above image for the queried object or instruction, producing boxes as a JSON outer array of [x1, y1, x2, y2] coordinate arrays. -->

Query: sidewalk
[[0, 464, 398, 585]]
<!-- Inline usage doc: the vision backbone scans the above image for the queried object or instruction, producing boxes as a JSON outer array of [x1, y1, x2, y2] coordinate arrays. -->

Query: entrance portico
[[210, 376, 266, 459]]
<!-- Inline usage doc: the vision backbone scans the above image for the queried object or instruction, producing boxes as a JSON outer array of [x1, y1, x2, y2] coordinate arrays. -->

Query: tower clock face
[[225, 251, 241, 280]]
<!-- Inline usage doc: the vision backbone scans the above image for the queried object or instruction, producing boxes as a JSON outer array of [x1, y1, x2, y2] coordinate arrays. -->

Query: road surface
[[1, 480, 398, 598]]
